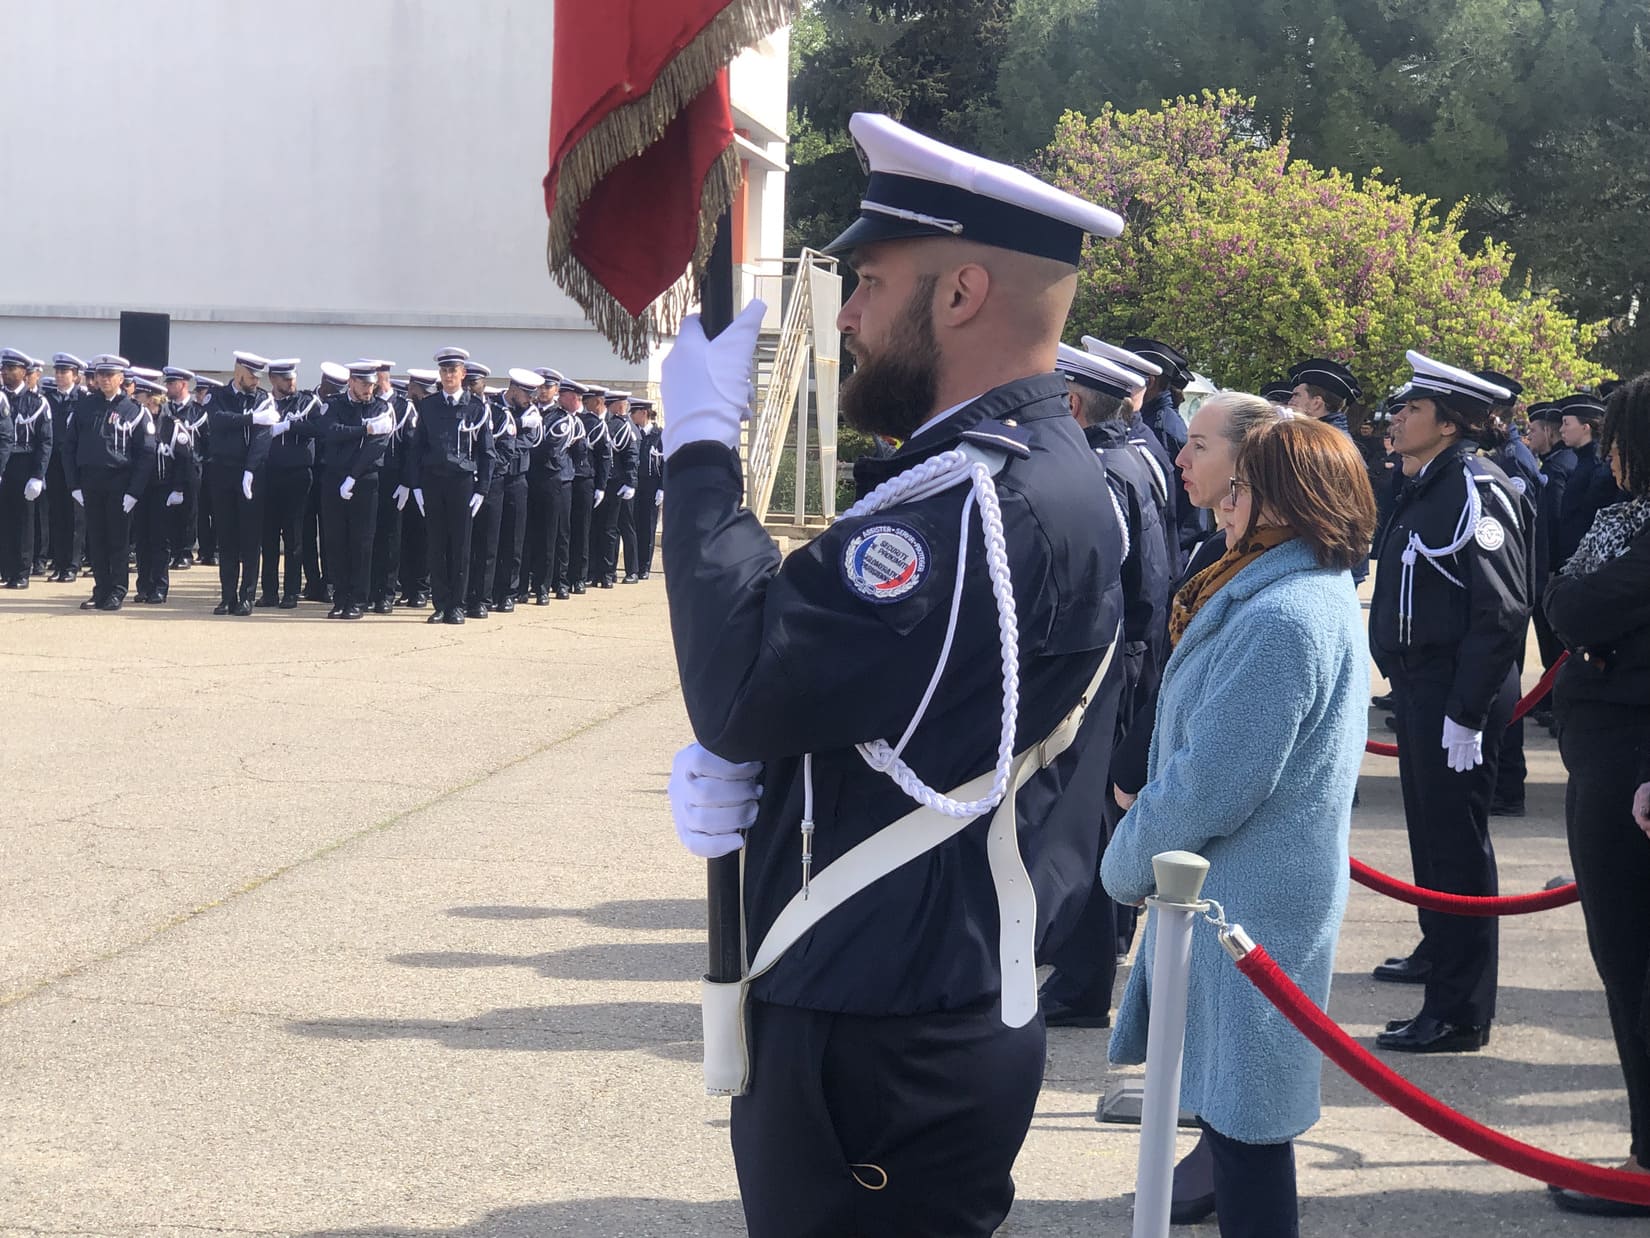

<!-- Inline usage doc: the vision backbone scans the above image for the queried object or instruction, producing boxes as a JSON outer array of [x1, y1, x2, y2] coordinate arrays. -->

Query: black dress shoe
[[555, 588, 570, 600], [1490, 799, 1526, 817], [1170, 1134, 1217, 1226], [1383, 715, 1398, 731], [326, 605, 343, 619], [1373, 956, 1431, 984], [571, 583, 585, 595], [598, 579, 614, 589], [533, 590, 549, 605], [1551, 1185, 1650, 1217], [232, 601, 252, 617], [621, 574, 639, 584], [443, 608, 464, 625], [1371, 692, 1395, 710], [465, 603, 487, 620], [97, 596, 122, 611], [4, 578, 27, 589], [496, 597, 515, 613], [302, 585, 330, 604], [637, 571, 650, 580], [132, 593, 151, 604], [213, 602, 231, 615], [341, 605, 364, 620], [426, 611, 444, 624], [412, 592, 431, 607], [1040, 996, 1110, 1028], [81, 597, 101, 610], [280, 595, 299, 609], [256, 594, 279, 607], [1375, 1015, 1490, 1053], [370, 599, 392, 615]]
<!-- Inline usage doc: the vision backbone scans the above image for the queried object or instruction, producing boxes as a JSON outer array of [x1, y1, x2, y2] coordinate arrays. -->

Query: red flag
[[544, 1, 796, 362]]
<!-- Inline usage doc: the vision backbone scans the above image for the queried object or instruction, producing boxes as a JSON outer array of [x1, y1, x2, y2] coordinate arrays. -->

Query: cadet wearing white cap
[[0, 347, 53, 589], [205, 352, 279, 615], [462, 365, 518, 620], [61, 355, 154, 610], [406, 347, 494, 624], [596, 388, 639, 585], [1082, 334, 1183, 574], [315, 361, 394, 619], [255, 359, 319, 608], [629, 397, 663, 579], [661, 111, 1126, 1237], [45, 353, 87, 581], [159, 368, 200, 571], [366, 364, 419, 614], [524, 371, 577, 602], [1369, 351, 1533, 1054], [575, 384, 613, 587]]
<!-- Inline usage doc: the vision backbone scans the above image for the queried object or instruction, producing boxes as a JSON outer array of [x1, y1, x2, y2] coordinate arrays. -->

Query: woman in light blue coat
[[1102, 415, 1377, 1238]]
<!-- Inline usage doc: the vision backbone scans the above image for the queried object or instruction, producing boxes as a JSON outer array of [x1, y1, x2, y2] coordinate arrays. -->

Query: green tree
[[1038, 93, 1610, 397]]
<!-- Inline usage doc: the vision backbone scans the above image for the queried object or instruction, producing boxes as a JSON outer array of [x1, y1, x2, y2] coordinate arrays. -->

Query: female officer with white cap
[[1368, 351, 1533, 1053], [662, 112, 1126, 1236]]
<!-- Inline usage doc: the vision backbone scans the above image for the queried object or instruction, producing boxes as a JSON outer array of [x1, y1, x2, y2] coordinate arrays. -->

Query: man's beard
[[841, 275, 939, 441]]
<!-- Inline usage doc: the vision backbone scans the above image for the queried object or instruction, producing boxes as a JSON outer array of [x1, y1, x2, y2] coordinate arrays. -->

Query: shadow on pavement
[[299, 1197, 747, 1237], [390, 940, 706, 983], [446, 898, 705, 932]]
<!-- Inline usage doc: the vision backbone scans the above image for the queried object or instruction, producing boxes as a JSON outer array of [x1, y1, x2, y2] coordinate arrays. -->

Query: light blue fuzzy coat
[[1101, 538, 1367, 1144]]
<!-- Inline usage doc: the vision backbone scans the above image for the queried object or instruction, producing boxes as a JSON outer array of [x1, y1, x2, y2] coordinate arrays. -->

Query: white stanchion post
[[1131, 850, 1210, 1238]]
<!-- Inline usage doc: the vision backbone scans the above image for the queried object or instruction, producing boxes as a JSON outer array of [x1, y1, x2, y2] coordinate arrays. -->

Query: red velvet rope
[[1234, 942, 1650, 1205], [1348, 857, 1579, 916], [1365, 653, 1568, 758]]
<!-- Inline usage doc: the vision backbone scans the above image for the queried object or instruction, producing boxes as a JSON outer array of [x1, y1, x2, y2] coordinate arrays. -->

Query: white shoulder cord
[[1093, 450, 1132, 562], [1398, 461, 1480, 646], [796, 447, 1020, 896]]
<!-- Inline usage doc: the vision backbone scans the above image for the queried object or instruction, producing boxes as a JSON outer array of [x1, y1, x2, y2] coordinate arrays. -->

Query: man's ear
[[935, 262, 991, 329]]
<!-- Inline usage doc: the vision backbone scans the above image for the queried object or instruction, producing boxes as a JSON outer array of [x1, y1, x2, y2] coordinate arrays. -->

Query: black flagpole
[[698, 206, 744, 987]]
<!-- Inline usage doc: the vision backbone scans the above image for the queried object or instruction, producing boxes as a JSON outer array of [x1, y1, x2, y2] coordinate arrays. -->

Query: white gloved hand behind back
[[661, 299, 767, 459], [670, 742, 763, 859]]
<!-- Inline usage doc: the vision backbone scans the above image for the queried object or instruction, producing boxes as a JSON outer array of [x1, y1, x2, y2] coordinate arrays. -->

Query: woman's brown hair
[[1235, 416, 1378, 571]]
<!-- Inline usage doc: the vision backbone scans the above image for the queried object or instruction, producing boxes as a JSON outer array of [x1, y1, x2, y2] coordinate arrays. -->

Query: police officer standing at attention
[[490, 369, 540, 612], [523, 368, 574, 603], [45, 353, 85, 581], [577, 384, 614, 586], [257, 359, 319, 608], [62, 354, 153, 611], [131, 376, 190, 605], [1081, 336, 1182, 575], [663, 112, 1126, 1237], [206, 351, 279, 615], [463, 366, 518, 620], [190, 375, 221, 568], [1369, 352, 1533, 1053], [396, 367, 437, 609], [407, 347, 493, 625], [1126, 335, 1205, 560], [1525, 401, 1577, 725], [318, 360, 393, 619], [369, 365, 419, 614], [1289, 357, 1370, 585], [601, 389, 640, 584], [561, 378, 596, 594], [630, 397, 663, 579], [160, 368, 200, 571], [0, 348, 52, 589]]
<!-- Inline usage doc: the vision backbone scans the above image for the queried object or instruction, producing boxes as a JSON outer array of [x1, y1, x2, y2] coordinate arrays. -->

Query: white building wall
[[0, 0, 788, 389]]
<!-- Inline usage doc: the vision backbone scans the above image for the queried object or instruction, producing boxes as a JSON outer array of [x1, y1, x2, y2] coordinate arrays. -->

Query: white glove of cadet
[[71, 488, 84, 506], [271, 419, 290, 437], [468, 492, 484, 518], [23, 478, 43, 502], [242, 471, 254, 501], [413, 488, 425, 516], [250, 406, 280, 427], [393, 484, 410, 511], [121, 493, 138, 515], [1441, 717, 1484, 773], [339, 476, 355, 501], [619, 485, 636, 501], [520, 408, 543, 432], [660, 298, 767, 459], [655, 488, 664, 507], [166, 490, 184, 508], [366, 412, 394, 436], [670, 742, 763, 859], [592, 488, 606, 507]]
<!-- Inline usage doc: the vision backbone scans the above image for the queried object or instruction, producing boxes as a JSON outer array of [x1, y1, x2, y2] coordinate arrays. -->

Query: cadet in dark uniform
[[601, 389, 640, 584], [630, 398, 663, 579], [523, 368, 574, 602], [369, 370, 419, 614], [408, 347, 494, 625], [1369, 352, 1533, 1053], [396, 367, 436, 608], [132, 378, 191, 604], [0, 348, 52, 588], [0, 378, 14, 541], [1289, 357, 1370, 584], [299, 362, 347, 603], [1127, 335, 1207, 560], [489, 369, 540, 612], [1554, 392, 1625, 568], [257, 359, 319, 608], [464, 368, 517, 620], [45, 353, 85, 581], [159, 369, 199, 571], [206, 352, 278, 615], [663, 112, 1126, 1238], [62, 354, 154, 611], [189, 376, 221, 567], [560, 379, 595, 594], [1082, 335, 1182, 575], [1526, 402, 1578, 720], [317, 360, 392, 619], [578, 385, 613, 586]]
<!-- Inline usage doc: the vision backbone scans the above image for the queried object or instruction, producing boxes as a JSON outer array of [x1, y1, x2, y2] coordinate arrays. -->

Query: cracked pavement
[[0, 568, 1636, 1235]]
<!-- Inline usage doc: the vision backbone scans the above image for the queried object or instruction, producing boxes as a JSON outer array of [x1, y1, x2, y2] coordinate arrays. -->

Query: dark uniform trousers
[[1391, 659, 1517, 1027], [134, 488, 175, 600], [207, 465, 265, 605], [370, 476, 404, 605], [261, 466, 311, 598], [491, 473, 529, 605], [615, 493, 638, 578], [424, 474, 476, 613], [635, 493, 660, 576], [195, 474, 216, 562], [0, 458, 38, 582], [466, 480, 505, 609], [528, 475, 572, 594], [1199, 1120, 1299, 1238], [568, 475, 595, 586], [731, 998, 1045, 1238], [81, 470, 135, 605], [171, 452, 201, 564], [321, 475, 379, 610], [400, 500, 429, 600], [302, 466, 327, 594], [590, 488, 622, 582], [47, 452, 83, 571]]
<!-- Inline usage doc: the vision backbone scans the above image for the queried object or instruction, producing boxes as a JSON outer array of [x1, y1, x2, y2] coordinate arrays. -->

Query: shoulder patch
[[842, 522, 931, 604], [1509, 476, 1527, 496], [1475, 515, 1505, 552]]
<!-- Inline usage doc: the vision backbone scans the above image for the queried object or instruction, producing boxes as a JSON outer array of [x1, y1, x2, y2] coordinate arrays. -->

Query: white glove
[[394, 484, 410, 511], [468, 492, 484, 518], [503, 420, 517, 437], [670, 743, 763, 859], [413, 487, 425, 516], [71, 488, 84, 506], [593, 489, 606, 507], [520, 408, 542, 431], [23, 478, 43, 502], [339, 476, 355, 501], [166, 490, 184, 508], [366, 412, 394, 436], [271, 419, 290, 437], [655, 488, 664, 507], [1441, 717, 1484, 773], [619, 485, 635, 501], [121, 493, 138, 514], [242, 471, 254, 500], [250, 407, 280, 427], [660, 298, 766, 459]]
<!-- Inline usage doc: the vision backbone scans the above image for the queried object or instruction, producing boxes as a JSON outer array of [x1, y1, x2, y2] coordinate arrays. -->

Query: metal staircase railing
[[744, 251, 827, 523]]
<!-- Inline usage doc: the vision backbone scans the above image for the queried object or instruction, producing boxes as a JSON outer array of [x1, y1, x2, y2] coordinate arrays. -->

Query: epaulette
[[960, 420, 1032, 460]]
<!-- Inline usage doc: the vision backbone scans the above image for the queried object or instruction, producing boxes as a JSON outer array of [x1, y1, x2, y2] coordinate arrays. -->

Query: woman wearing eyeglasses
[[1102, 416, 1376, 1238]]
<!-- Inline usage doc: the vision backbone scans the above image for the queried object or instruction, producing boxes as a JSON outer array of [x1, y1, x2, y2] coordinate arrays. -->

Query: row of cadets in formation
[[0, 349, 663, 619]]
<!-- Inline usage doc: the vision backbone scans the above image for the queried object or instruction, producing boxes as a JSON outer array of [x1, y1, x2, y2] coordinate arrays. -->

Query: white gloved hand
[[618, 485, 635, 501], [593, 489, 606, 507], [393, 485, 410, 511], [468, 492, 484, 518], [669, 743, 763, 859], [520, 408, 542, 432], [271, 419, 290, 437], [121, 493, 138, 514], [23, 478, 43, 502], [413, 487, 425, 516], [1441, 717, 1484, 773], [660, 298, 767, 459], [71, 488, 84, 506], [166, 490, 184, 508], [367, 412, 394, 436], [504, 419, 517, 437], [242, 471, 254, 500], [251, 407, 280, 427], [339, 476, 355, 501], [655, 488, 663, 507]]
